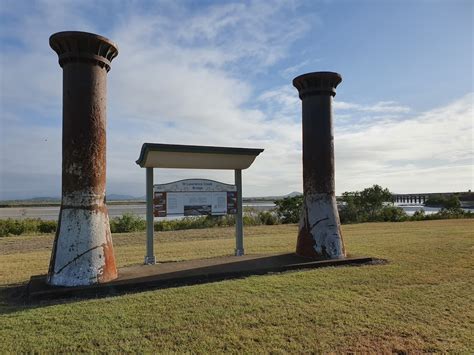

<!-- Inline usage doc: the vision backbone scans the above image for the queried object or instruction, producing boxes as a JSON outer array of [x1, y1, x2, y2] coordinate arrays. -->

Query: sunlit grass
[[0, 220, 473, 352]]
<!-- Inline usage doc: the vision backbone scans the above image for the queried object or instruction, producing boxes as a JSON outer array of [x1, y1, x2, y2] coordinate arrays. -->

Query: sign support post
[[145, 167, 156, 264], [235, 169, 244, 256]]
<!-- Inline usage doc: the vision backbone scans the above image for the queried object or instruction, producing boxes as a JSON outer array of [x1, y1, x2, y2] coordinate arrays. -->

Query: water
[[0, 202, 275, 221], [394, 204, 445, 216], [0, 202, 471, 220]]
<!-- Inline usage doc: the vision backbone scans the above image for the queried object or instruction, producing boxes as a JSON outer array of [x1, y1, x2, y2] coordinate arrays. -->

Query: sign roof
[[136, 143, 264, 169]]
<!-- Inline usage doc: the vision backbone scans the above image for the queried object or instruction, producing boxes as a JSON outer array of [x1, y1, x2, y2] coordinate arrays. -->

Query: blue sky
[[0, 0, 472, 199]]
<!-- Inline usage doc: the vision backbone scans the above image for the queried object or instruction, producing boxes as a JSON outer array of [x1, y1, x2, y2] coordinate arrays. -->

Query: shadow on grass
[[0, 283, 31, 315]]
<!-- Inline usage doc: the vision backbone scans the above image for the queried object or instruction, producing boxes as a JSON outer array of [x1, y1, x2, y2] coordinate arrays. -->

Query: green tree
[[425, 195, 461, 211], [358, 184, 394, 219], [274, 195, 303, 224], [339, 192, 362, 223], [340, 185, 395, 222], [443, 196, 461, 210], [110, 213, 146, 233]]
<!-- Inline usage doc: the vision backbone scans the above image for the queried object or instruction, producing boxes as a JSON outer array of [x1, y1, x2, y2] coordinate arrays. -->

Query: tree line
[[274, 185, 472, 224], [1, 185, 472, 237]]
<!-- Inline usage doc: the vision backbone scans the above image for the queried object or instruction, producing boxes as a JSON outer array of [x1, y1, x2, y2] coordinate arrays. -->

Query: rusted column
[[293, 71, 346, 259], [47, 31, 119, 286]]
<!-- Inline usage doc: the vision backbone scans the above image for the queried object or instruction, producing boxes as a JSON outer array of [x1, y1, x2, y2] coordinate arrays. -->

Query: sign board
[[154, 179, 237, 217]]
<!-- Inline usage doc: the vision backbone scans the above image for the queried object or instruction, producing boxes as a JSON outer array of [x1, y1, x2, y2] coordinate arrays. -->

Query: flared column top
[[293, 71, 342, 99], [50, 31, 118, 72]]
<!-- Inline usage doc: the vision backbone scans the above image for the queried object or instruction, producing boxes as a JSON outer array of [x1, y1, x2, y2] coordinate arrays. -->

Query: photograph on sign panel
[[184, 205, 212, 216], [154, 192, 166, 204]]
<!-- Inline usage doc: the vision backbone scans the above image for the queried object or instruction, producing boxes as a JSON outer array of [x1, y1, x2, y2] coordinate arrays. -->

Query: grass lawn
[[0, 219, 473, 352]]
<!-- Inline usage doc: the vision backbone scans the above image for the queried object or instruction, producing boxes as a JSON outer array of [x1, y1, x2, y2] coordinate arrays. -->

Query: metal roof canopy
[[136, 143, 264, 265], [136, 143, 264, 169]]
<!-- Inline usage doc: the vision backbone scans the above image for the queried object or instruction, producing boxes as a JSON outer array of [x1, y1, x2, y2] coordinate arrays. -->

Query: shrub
[[110, 213, 146, 233], [154, 215, 236, 232], [425, 195, 461, 209], [378, 206, 408, 222], [339, 204, 362, 224], [0, 220, 10, 237], [274, 196, 303, 224], [243, 215, 261, 226], [4, 219, 26, 236], [38, 220, 57, 233], [217, 214, 235, 227], [154, 210, 279, 231], [411, 209, 426, 221], [0, 218, 58, 236], [431, 207, 466, 219], [258, 211, 279, 225]]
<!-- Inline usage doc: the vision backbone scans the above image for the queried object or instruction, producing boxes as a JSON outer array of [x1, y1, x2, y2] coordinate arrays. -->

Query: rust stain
[[98, 228, 117, 283], [296, 202, 320, 259], [337, 223, 346, 256], [296, 224, 319, 258]]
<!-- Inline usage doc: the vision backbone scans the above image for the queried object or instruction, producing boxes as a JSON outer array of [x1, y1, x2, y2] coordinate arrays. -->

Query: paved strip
[[27, 253, 381, 300]]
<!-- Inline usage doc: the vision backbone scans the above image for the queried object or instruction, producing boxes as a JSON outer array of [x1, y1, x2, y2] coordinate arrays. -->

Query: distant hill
[[1, 191, 302, 205], [243, 191, 302, 202], [286, 191, 303, 198], [29, 197, 60, 202], [106, 194, 142, 201], [0, 194, 143, 206]]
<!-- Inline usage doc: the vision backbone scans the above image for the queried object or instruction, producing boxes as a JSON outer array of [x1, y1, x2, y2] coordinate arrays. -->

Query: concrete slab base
[[27, 253, 382, 300]]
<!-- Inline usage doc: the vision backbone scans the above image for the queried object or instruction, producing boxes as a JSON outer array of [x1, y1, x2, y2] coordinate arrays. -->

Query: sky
[[0, 0, 472, 200]]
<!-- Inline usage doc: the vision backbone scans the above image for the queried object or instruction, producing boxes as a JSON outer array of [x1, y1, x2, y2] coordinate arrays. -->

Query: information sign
[[154, 179, 237, 217]]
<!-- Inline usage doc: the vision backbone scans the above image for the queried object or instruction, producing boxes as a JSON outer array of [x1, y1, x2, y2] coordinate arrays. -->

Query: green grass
[[0, 220, 473, 352]]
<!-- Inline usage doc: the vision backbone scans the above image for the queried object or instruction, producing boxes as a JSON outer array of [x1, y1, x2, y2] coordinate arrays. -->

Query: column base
[[144, 255, 156, 265], [235, 249, 245, 256], [296, 193, 346, 259], [48, 206, 117, 287]]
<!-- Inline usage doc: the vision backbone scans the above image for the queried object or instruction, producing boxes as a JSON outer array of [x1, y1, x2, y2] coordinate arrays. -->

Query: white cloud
[[0, 1, 472, 200], [0, 0, 309, 199], [335, 93, 473, 193], [334, 100, 411, 114]]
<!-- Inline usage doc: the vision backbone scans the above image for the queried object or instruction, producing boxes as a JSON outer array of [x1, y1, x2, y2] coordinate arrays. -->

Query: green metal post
[[145, 167, 156, 264], [235, 169, 244, 256]]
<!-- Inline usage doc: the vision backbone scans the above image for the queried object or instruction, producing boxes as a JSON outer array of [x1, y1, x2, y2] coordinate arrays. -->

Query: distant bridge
[[392, 192, 472, 205], [392, 194, 429, 204]]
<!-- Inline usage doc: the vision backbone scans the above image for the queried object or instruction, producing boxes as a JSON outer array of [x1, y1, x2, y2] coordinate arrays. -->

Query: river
[[0, 202, 470, 221]]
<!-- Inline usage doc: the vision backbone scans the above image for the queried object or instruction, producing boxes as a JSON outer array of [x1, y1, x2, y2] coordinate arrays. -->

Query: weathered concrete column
[[47, 31, 119, 286], [293, 71, 346, 259]]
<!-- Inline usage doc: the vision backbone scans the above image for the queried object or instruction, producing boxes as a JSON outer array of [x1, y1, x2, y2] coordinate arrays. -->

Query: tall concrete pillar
[[293, 72, 346, 259], [47, 31, 119, 286]]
